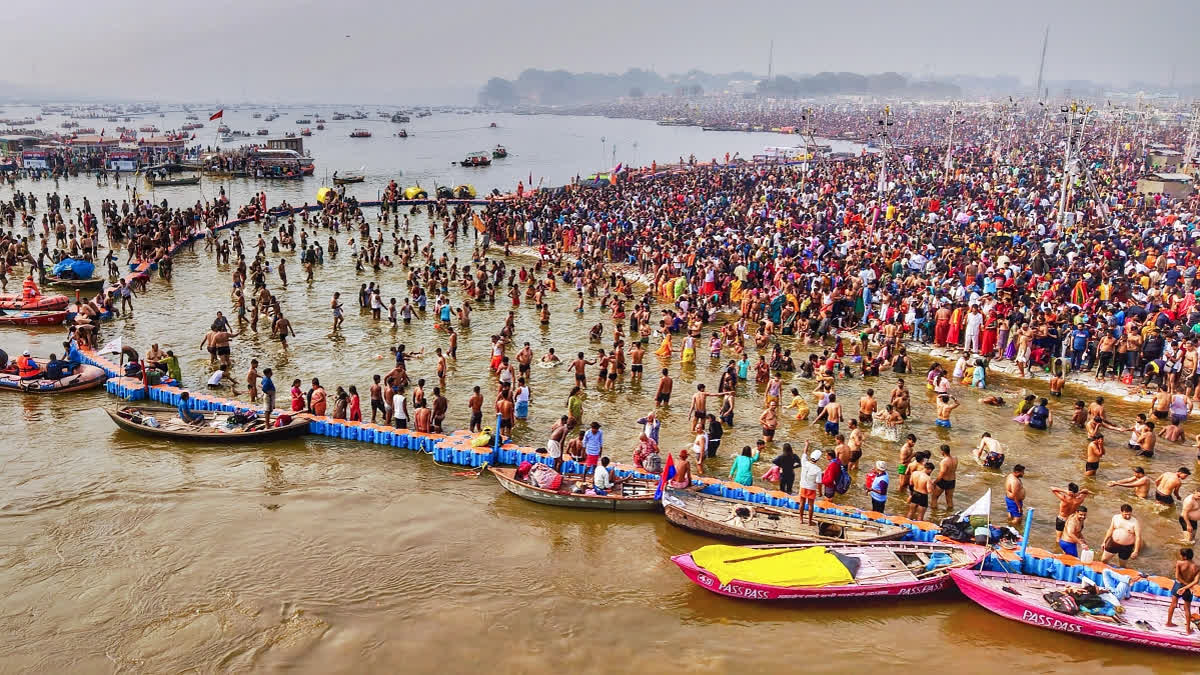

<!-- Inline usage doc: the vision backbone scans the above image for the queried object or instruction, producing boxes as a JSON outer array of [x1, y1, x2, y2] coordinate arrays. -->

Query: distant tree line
[[756, 72, 961, 98], [478, 68, 966, 106]]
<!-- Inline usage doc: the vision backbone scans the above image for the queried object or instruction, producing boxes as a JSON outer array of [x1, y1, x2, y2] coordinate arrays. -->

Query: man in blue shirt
[[177, 391, 205, 425], [582, 421, 604, 472], [1070, 325, 1091, 372], [261, 367, 277, 426]]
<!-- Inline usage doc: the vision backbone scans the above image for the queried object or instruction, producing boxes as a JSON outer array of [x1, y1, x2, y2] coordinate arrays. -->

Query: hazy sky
[[4, 0, 1196, 102]]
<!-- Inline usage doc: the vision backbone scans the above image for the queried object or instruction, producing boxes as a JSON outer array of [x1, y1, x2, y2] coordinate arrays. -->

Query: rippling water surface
[[0, 108, 1191, 673]]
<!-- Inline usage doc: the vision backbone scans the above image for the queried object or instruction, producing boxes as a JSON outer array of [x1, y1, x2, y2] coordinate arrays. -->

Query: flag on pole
[[654, 453, 677, 500], [209, 109, 224, 121], [472, 212, 486, 234], [960, 489, 991, 518], [98, 336, 123, 355]]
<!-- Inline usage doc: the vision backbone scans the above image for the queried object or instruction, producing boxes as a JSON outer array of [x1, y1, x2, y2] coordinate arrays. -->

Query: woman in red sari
[[979, 310, 998, 357]]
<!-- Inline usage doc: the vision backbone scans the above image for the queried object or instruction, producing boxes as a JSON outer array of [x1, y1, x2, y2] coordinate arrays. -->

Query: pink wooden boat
[[951, 569, 1200, 653], [672, 541, 985, 601]]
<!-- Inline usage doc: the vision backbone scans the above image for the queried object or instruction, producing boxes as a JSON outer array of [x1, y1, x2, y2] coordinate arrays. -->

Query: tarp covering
[[52, 258, 94, 280], [690, 545, 853, 587]]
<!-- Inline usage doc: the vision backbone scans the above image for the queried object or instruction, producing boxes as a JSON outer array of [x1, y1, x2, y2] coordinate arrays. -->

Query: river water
[[0, 109, 1192, 673]]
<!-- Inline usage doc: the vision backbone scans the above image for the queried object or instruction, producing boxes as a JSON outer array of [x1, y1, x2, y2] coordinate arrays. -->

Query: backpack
[[1043, 591, 1079, 615], [834, 463, 851, 495]]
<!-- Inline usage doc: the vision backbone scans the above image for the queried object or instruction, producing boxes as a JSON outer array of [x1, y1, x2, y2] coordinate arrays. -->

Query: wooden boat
[[489, 466, 658, 511], [672, 541, 986, 601], [460, 152, 491, 167], [46, 275, 105, 290], [145, 174, 200, 187], [663, 489, 908, 544], [0, 294, 69, 311], [105, 406, 310, 442], [951, 569, 1200, 654], [0, 363, 106, 394], [333, 172, 365, 185], [350, 129, 372, 138], [0, 310, 68, 326]]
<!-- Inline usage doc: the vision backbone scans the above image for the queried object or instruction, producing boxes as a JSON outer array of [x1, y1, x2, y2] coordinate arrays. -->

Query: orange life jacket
[[17, 355, 39, 379]]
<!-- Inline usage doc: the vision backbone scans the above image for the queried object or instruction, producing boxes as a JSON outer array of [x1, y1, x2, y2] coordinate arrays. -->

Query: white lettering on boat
[[1020, 610, 1082, 633]]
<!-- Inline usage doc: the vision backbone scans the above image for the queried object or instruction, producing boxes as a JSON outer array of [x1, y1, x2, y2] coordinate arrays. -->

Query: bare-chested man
[[929, 444, 958, 510], [1100, 504, 1141, 565], [906, 462, 933, 521], [688, 383, 725, 433], [1005, 464, 1026, 528], [1050, 483, 1092, 537], [1155, 467, 1191, 506], [1180, 488, 1200, 545], [858, 389, 877, 425], [1108, 467, 1153, 499], [1166, 548, 1198, 633]]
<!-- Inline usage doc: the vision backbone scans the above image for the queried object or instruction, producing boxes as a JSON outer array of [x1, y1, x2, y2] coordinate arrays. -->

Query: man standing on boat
[[1166, 549, 1198, 634]]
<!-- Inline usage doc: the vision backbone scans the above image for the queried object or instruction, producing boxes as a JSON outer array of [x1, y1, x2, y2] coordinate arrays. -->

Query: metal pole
[[1056, 105, 1073, 230], [494, 412, 503, 452]]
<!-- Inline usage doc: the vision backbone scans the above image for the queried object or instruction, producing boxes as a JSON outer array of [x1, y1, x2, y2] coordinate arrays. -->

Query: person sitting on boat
[[668, 448, 694, 489], [21, 274, 40, 299], [632, 433, 661, 473], [42, 353, 74, 380], [592, 456, 624, 496], [177, 391, 205, 425], [16, 351, 42, 380]]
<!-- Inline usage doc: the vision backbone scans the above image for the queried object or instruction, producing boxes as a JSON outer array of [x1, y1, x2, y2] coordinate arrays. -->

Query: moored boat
[[46, 276, 105, 290], [350, 129, 372, 138], [489, 466, 658, 511], [672, 541, 985, 601], [950, 568, 1200, 653], [0, 310, 69, 326], [663, 489, 908, 544], [460, 151, 491, 167], [333, 171, 365, 185], [145, 173, 200, 187], [105, 406, 310, 442], [0, 294, 70, 311], [0, 362, 106, 394]]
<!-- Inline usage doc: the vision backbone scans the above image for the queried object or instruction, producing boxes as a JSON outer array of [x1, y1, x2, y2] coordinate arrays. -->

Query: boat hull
[[0, 295, 69, 311], [0, 364, 106, 394], [672, 542, 985, 602], [490, 467, 657, 511], [662, 490, 908, 544], [46, 276, 105, 290], [105, 407, 311, 442], [950, 569, 1200, 653], [0, 310, 68, 326]]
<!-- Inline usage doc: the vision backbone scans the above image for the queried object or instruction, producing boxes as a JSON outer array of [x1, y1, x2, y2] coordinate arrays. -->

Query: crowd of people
[[6, 100, 1200, 594]]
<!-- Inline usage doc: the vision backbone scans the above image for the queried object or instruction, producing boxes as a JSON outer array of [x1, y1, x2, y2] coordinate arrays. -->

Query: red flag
[[209, 109, 224, 121], [654, 453, 676, 499]]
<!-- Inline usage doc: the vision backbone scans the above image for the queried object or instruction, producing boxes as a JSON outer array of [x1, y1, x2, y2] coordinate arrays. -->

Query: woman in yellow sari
[[655, 332, 674, 358]]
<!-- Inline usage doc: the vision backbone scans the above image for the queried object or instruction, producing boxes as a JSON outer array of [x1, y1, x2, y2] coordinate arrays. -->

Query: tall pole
[[1035, 26, 1049, 102], [944, 102, 958, 171], [767, 39, 774, 83]]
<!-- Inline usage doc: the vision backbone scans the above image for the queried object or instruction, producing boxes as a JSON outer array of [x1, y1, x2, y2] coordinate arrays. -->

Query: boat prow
[[950, 568, 1200, 653]]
